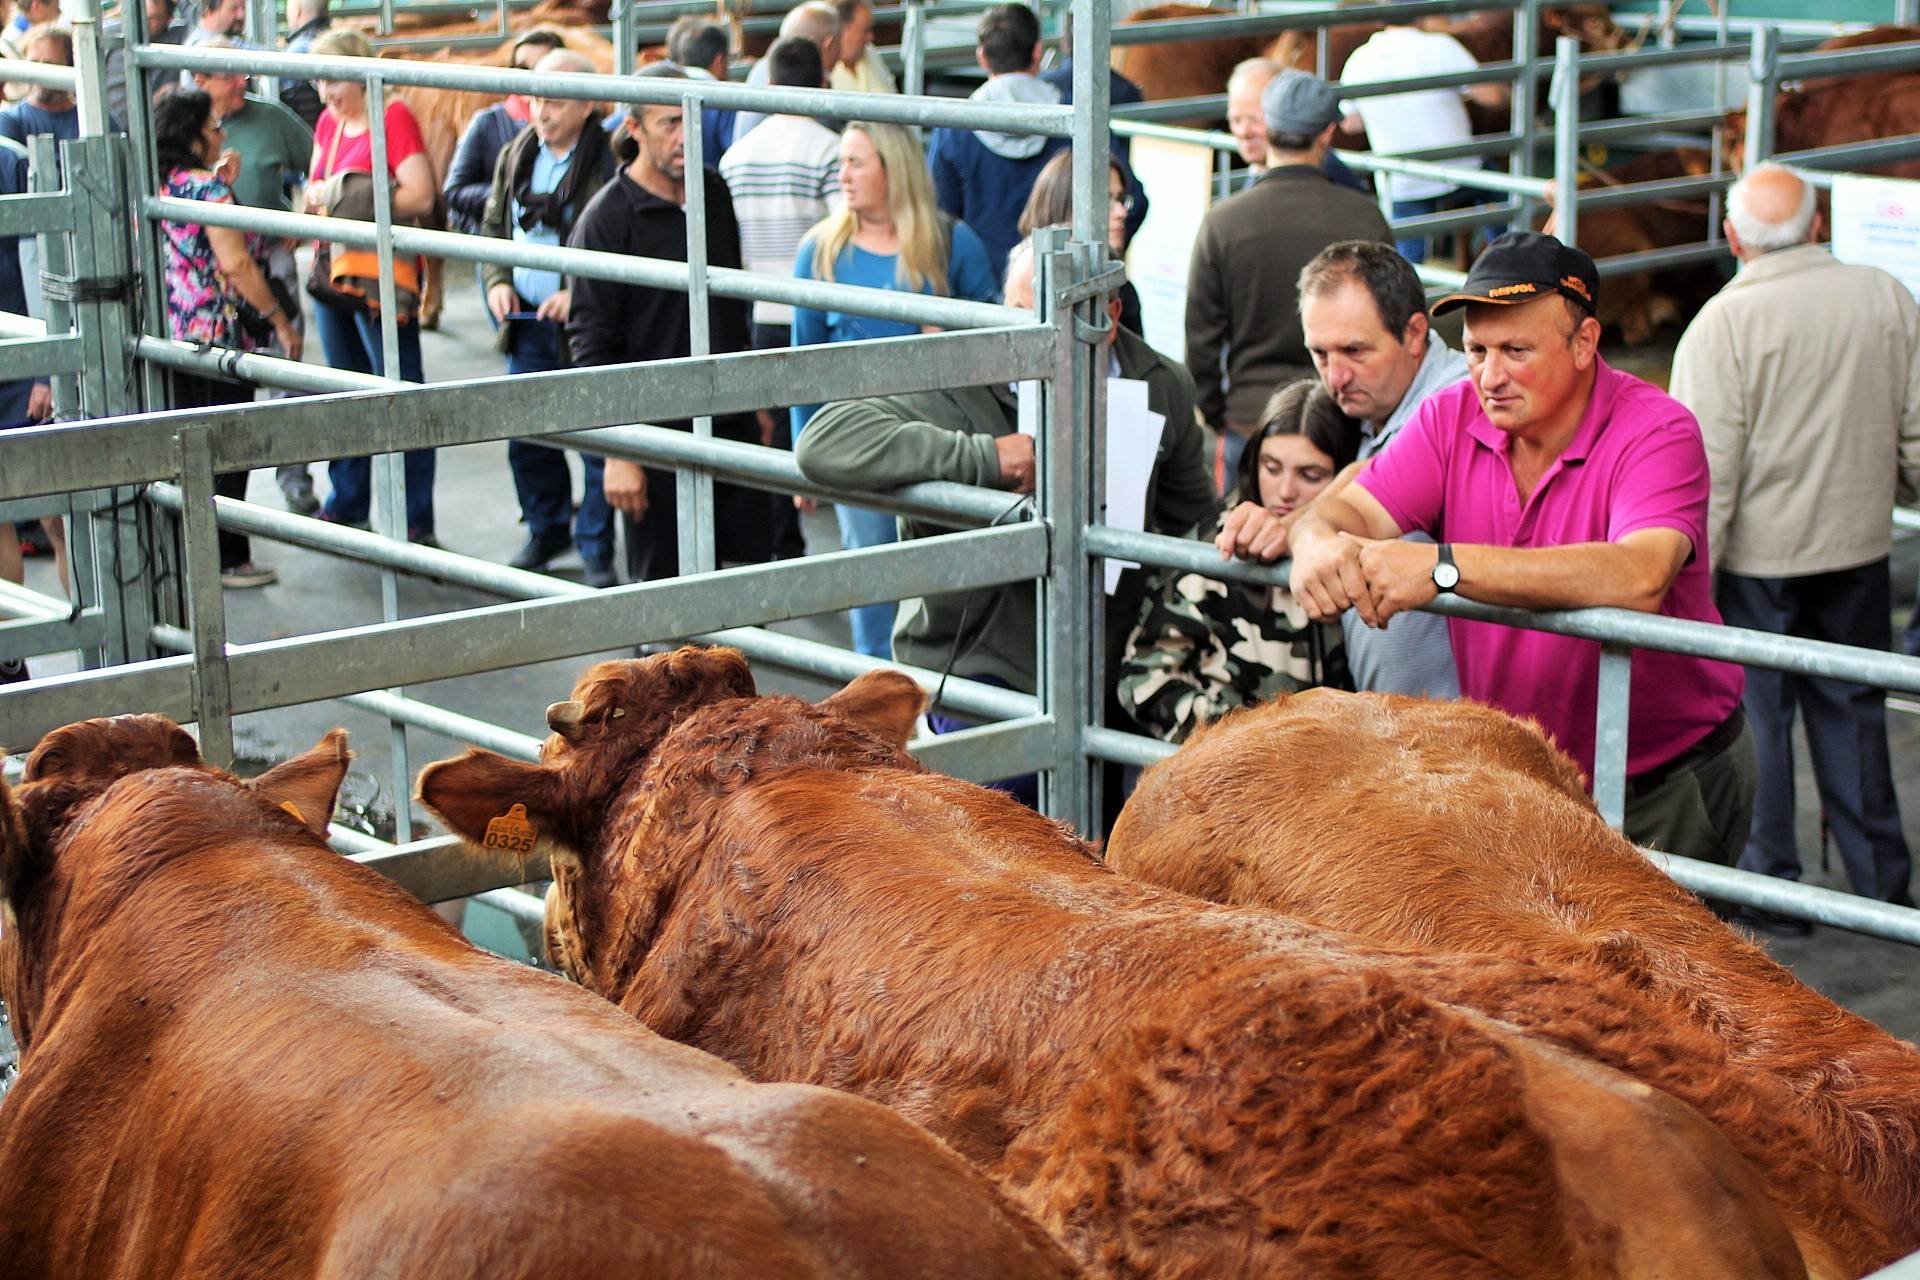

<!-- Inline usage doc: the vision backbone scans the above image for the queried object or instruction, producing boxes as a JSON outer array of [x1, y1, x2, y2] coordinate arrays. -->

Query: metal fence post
[[1551, 34, 1580, 249], [1037, 0, 1111, 833], [365, 73, 414, 843], [1593, 644, 1631, 829], [680, 89, 717, 577], [903, 0, 926, 99], [246, 0, 280, 103], [1508, 0, 1538, 231], [172, 426, 235, 768], [614, 0, 633, 77], [1745, 24, 1779, 168]]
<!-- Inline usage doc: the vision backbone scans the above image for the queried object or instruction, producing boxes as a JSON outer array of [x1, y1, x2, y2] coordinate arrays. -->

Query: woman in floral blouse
[[155, 85, 301, 588]]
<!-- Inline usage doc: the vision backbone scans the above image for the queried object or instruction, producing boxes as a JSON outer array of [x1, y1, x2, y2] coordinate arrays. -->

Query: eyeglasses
[[1110, 192, 1135, 213]]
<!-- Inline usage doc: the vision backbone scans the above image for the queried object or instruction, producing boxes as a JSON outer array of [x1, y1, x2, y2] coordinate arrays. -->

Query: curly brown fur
[[1112, 689, 1920, 1265], [422, 650, 1814, 1280]]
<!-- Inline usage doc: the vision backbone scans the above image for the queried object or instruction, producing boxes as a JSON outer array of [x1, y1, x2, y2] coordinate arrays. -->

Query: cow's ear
[[248, 729, 351, 837], [416, 750, 582, 868], [819, 669, 926, 750]]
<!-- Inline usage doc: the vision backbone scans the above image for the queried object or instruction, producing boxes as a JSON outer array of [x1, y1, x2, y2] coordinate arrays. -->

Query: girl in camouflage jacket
[[1119, 381, 1360, 743]]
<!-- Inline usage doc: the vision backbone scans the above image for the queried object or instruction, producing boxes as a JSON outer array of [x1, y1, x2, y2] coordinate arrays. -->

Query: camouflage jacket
[[1117, 514, 1350, 743]]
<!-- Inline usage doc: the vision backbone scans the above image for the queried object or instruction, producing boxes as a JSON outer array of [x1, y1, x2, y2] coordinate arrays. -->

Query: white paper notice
[[1832, 174, 1920, 301], [1104, 375, 1166, 594], [1016, 380, 1041, 436]]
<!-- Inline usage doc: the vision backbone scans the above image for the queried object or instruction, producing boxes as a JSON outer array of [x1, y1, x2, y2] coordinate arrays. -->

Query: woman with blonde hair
[[789, 120, 997, 658], [302, 25, 441, 543]]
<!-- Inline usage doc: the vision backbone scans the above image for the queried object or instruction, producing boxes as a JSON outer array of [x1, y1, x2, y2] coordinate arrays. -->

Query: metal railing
[[2, 0, 1918, 963]]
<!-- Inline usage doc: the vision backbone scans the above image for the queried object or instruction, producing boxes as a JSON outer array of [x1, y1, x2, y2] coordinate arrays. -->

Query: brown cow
[[0, 715, 1082, 1280], [421, 647, 1824, 1280], [1108, 689, 1920, 1263], [1725, 27, 1920, 182]]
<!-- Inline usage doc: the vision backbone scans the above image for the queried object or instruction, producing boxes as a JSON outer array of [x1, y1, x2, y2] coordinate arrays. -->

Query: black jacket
[[480, 122, 615, 354], [565, 166, 768, 578]]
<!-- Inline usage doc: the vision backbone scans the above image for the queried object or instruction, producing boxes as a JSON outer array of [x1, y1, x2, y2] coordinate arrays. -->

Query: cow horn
[[546, 700, 586, 735]]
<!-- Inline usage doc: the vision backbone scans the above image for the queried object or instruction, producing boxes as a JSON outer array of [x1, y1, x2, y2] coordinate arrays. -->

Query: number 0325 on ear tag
[[483, 804, 538, 854]]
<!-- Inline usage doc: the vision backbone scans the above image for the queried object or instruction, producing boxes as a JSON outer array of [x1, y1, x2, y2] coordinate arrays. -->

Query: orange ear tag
[[279, 801, 308, 825], [483, 803, 538, 854]]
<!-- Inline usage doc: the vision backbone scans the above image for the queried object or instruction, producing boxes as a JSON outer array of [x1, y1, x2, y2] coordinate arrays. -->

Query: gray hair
[[1726, 163, 1817, 254], [781, 0, 840, 44], [1226, 56, 1277, 99], [535, 48, 596, 76]]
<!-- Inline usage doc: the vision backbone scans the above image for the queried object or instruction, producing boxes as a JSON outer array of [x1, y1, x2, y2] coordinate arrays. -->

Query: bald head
[[536, 48, 596, 76], [1726, 163, 1817, 260], [780, 0, 840, 73]]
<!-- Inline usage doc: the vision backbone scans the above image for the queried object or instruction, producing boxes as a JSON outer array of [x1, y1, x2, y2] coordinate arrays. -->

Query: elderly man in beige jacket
[[1669, 162, 1920, 923]]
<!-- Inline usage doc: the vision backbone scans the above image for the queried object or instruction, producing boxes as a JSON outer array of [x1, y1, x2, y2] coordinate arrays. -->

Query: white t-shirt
[[1339, 27, 1483, 201]]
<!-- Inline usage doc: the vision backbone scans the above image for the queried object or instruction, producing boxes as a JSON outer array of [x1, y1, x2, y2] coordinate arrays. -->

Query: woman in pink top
[[303, 27, 440, 542]]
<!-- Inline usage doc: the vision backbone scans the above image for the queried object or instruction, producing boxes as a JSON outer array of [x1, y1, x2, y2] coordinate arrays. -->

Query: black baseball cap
[[1430, 231, 1599, 317]]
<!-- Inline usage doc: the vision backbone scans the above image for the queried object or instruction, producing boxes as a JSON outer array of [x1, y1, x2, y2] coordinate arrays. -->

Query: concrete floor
[[7, 269, 1916, 1048]]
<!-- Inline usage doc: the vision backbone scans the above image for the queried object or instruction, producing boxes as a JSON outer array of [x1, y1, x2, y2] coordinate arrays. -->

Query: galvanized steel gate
[[0, 0, 1915, 999]]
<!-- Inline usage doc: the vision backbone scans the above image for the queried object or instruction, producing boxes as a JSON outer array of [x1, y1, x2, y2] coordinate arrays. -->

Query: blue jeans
[[1391, 195, 1444, 265], [927, 673, 1039, 809], [504, 319, 611, 566], [315, 301, 437, 535], [835, 502, 898, 659]]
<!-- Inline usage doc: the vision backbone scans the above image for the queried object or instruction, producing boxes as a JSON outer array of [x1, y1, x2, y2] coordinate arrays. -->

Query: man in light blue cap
[[1185, 68, 1392, 486]]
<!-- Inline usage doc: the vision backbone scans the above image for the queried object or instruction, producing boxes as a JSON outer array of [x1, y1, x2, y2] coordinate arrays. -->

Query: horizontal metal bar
[[346, 687, 545, 759], [1594, 240, 1729, 277], [351, 833, 541, 903], [0, 333, 83, 381], [1111, 117, 1237, 149], [1392, 202, 1523, 238], [1779, 41, 1920, 81], [1576, 40, 1757, 76], [1577, 109, 1730, 145], [1336, 153, 1550, 196], [0, 611, 101, 664], [220, 524, 1048, 713], [137, 334, 390, 394], [908, 714, 1057, 782], [145, 489, 1036, 722], [7, 326, 1056, 497], [139, 45, 1075, 137], [1082, 525, 1920, 696], [0, 656, 198, 752], [700, 626, 1037, 722], [0, 192, 72, 239], [1575, 171, 1730, 212], [0, 56, 77, 90], [1896, 506, 1920, 532], [1344, 61, 1522, 99], [1646, 850, 1920, 944], [1083, 723, 1173, 768], [144, 196, 1028, 332], [0, 577, 72, 623], [1108, 0, 1516, 48], [552, 425, 1029, 527], [1774, 134, 1920, 173]]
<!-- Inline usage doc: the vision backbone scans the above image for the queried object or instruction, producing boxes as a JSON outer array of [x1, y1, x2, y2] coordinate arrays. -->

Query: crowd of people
[[2, 0, 1915, 915]]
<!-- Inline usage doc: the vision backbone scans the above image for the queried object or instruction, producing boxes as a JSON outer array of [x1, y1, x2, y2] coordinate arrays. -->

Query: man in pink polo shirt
[[1289, 232, 1753, 864]]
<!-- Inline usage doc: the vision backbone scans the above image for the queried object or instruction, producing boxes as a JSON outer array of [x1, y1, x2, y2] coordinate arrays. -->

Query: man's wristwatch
[[1431, 543, 1460, 594]]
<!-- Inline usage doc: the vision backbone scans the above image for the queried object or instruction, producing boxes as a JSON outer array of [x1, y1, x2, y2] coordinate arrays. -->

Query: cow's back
[[1108, 690, 1920, 1252], [0, 779, 1078, 1280], [589, 765, 1810, 1279]]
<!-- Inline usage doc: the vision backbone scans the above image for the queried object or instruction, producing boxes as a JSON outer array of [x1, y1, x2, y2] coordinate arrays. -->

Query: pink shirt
[[1357, 358, 1744, 783]]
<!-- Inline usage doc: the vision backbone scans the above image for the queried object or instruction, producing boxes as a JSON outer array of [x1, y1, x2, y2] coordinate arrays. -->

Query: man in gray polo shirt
[[1214, 239, 1463, 698]]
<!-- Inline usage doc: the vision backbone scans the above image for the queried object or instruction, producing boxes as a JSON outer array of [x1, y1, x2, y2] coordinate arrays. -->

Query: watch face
[[1433, 562, 1460, 590]]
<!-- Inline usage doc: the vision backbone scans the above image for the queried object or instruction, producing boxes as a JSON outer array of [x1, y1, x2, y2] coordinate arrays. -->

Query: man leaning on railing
[[1288, 232, 1755, 868]]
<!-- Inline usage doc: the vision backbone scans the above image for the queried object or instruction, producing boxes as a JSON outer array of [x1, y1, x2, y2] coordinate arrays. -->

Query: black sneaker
[[508, 532, 572, 572], [1729, 906, 1813, 939], [280, 480, 320, 517], [582, 558, 619, 589]]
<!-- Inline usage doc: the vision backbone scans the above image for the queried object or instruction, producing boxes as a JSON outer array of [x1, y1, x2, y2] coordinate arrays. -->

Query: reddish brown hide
[[1725, 27, 1920, 182], [421, 646, 1822, 1280], [0, 714, 1081, 1280], [1108, 689, 1920, 1270]]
